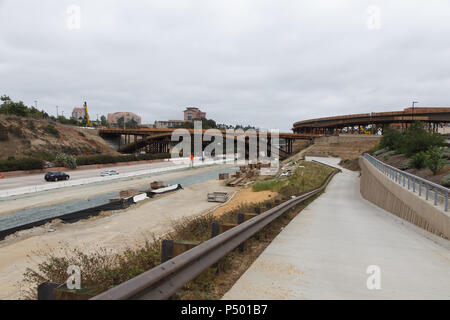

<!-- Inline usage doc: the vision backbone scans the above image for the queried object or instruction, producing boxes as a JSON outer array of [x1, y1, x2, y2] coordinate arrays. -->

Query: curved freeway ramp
[[223, 157, 450, 300], [293, 107, 450, 133]]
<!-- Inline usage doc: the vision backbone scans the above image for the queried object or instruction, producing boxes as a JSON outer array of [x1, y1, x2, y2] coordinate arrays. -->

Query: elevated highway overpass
[[99, 128, 320, 157], [293, 107, 450, 134]]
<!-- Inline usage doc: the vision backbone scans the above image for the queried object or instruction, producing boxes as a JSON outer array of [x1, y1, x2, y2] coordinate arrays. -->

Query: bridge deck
[[223, 157, 450, 299], [99, 128, 320, 140], [293, 107, 450, 132]]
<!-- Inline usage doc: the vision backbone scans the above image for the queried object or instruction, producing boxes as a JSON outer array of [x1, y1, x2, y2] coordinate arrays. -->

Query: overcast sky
[[1, 0, 450, 130]]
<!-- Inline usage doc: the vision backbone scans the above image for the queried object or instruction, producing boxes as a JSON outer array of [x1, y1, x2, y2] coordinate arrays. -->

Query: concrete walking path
[[223, 157, 450, 299]]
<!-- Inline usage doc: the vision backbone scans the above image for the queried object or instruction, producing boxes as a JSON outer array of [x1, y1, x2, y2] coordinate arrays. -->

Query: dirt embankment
[[305, 134, 381, 160], [0, 115, 117, 160]]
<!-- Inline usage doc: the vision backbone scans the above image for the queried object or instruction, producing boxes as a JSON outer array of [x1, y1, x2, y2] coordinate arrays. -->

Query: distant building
[[107, 112, 142, 125], [71, 107, 86, 121], [184, 107, 206, 122], [154, 120, 187, 128]]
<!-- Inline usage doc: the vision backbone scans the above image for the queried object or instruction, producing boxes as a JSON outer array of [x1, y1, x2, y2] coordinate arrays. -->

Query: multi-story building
[[184, 107, 206, 122], [71, 107, 86, 121], [107, 112, 142, 125]]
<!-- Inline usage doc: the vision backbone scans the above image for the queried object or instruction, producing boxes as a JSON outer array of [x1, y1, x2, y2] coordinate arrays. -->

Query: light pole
[[412, 101, 418, 124]]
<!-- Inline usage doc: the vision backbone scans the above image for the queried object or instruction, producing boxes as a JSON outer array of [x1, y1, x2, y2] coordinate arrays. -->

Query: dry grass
[[20, 161, 335, 300]]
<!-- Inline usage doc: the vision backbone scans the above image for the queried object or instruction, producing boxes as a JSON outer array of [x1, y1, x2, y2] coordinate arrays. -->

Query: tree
[[117, 116, 125, 128], [0, 95, 48, 119], [380, 127, 403, 150], [126, 118, 139, 129], [100, 115, 108, 126], [425, 146, 446, 175], [401, 122, 445, 156]]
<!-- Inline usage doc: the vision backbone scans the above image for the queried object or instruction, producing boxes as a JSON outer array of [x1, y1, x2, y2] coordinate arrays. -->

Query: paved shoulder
[[223, 158, 450, 300]]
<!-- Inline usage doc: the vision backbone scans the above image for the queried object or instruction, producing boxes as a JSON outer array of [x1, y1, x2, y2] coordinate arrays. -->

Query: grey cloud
[[1, 0, 450, 130]]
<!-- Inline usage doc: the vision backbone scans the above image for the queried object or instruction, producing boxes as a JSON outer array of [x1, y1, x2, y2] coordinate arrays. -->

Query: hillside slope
[[0, 116, 118, 160]]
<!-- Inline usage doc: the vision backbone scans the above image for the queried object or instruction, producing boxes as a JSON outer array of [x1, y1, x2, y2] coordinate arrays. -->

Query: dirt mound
[[0, 115, 118, 160], [339, 158, 361, 171]]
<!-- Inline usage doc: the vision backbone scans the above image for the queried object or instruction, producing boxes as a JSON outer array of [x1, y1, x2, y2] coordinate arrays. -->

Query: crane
[[83, 101, 93, 127]]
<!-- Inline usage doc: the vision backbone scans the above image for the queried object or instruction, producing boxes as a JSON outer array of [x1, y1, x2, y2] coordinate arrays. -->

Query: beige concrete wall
[[359, 157, 450, 239]]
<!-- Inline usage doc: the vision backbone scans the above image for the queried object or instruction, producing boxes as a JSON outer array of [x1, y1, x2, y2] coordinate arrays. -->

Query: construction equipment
[[359, 126, 371, 134], [84, 101, 93, 127]]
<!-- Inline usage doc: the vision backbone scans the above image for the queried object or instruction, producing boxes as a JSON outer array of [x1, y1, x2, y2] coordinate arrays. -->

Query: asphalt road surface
[[0, 161, 176, 191]]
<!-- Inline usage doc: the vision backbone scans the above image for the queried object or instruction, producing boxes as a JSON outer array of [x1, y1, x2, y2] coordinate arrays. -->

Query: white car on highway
[[100, 169, 119, 176]]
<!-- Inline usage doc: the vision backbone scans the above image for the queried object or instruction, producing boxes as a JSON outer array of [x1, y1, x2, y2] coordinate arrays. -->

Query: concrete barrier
[[0, 156, 236, 199], [0, 158, 168, 178], [359, 156, 450, 239]]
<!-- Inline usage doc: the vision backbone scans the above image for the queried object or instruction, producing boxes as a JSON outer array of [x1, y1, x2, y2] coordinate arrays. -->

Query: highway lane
[[0, 161, 176, 191]]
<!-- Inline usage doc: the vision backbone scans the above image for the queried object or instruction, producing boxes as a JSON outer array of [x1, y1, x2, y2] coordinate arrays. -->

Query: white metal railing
[[363, 153, 449, 212]]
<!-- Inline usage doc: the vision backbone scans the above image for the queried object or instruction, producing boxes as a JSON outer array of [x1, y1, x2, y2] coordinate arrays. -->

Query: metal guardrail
[[91, 169, 339, 300], [363, 153, 449, 212]]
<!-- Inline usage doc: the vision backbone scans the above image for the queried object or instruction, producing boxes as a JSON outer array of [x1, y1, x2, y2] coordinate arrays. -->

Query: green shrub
[[383, 150, 396, 160], [75, 153, 169, 166], [0, 158, 44, 172], [441, 173, 450, 187], [380, 128, 403, 150], [408, 152, 427, 169], [425, 146, 446, 175], [373, 147, 388, 156], [43, 124, 59, 137], [252, 180, 285, 192], [400, 122, 445, 156], [381, 123, 445, 156], [368, 144, 382, 155], [55, 153, 77, 169], [398, 162, 409, 170]]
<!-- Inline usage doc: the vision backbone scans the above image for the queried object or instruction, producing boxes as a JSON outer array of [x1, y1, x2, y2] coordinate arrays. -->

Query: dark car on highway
[[44, 171, 70, 182]]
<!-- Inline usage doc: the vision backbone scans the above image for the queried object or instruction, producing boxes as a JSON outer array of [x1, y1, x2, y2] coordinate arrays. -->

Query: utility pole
[[56, 105, 59, 117]]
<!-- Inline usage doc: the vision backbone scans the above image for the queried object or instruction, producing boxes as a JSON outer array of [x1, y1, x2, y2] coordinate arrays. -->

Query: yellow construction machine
[[83, 101, 93, 127]]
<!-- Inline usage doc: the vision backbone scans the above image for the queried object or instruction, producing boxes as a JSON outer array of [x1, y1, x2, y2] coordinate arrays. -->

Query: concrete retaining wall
[[359, 156, 450, 239]]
